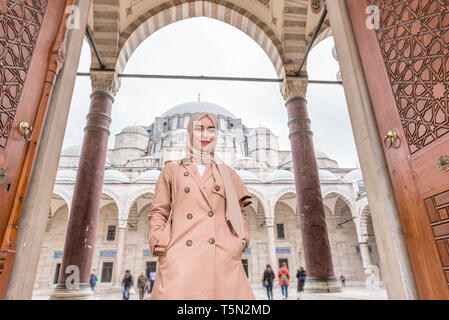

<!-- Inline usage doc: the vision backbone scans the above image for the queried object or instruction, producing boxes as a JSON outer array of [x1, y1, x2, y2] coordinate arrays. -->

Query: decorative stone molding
[[90, 71, 121, 98], [310, 0, 323, 14], [282, 77, 308, 101], [255, 0, 270, 8]]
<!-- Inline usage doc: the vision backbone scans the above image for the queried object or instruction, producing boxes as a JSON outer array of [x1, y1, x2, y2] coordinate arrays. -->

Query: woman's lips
[[201, 141, 210, 145]]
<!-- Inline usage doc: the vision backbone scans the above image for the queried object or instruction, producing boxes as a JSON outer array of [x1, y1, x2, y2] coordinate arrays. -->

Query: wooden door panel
[[0, 0, 51, 243], [347, 0, 449, 299], [0, 0, 71, 299]]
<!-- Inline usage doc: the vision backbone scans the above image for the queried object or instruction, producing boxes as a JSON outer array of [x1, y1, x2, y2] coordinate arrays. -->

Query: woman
[[148, 112, 255, 300], [296, 266, 306, 298], [278, 262, 290, 300], [262, 264, 275, 300]]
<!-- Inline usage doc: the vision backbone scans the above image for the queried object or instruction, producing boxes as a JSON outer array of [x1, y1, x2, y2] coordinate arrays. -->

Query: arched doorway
[[92, 194, 119, 286], [323, 192, 363, 285], [34, 194, 69, 291], [273, 192, 302, 277]]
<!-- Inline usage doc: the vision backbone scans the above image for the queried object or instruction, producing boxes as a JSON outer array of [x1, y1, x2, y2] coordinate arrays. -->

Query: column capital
[[90, 70, 121, 98], [265, 216, 275, 227], [282, 77, 308, 101]]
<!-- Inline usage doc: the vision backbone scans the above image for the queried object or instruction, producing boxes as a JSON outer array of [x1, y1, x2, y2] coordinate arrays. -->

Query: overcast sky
[[64, 17, 359, 168]]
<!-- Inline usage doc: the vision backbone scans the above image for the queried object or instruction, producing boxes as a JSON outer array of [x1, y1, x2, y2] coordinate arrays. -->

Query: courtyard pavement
[[32, 283, 388, 300]]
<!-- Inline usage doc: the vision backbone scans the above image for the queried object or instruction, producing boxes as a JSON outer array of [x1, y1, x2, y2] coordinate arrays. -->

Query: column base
[[303, 276, 342, 293], [49, 283, 94, 300]]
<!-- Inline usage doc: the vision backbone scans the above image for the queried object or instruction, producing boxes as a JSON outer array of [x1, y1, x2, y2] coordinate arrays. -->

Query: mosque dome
[[315, 149, 329, 159], [319, 170, 340, 181], [236, 169, 259, 181], [280, 149, 330, 167], [103, 170, 129, 183], [134, 170, 161, 182], [264, 169, 294, 183], [161, 101, 237, 119], [120, 125, 148, 135], [55, 170, 77, 181], [248, 126, 274, 136], [61, 145, 81, 157], [342, 169, 363, 183]]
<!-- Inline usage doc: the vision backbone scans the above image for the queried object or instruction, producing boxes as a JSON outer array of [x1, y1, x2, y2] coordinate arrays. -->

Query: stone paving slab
[[32, 284, 388, 300]]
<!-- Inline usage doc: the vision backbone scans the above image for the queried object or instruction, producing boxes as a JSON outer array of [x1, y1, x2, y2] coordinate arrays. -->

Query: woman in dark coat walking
[[262, 264, 275, 300], [296, 266, 306, 298]]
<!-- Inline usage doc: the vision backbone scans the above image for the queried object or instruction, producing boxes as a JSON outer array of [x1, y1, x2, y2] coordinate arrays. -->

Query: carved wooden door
[[347, 0, 449, 299], [0, 0, 72, 299]]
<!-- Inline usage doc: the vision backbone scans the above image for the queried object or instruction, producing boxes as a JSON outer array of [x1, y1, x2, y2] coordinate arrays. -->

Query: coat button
[[215, 185, 220, 191], [186, 240, 193, 246], [184, 171, 189, 176], [187, 213, 193, 219], [208, 211, 214, 217], [184, 187, 190, 193], [208, 238, 215, 244]]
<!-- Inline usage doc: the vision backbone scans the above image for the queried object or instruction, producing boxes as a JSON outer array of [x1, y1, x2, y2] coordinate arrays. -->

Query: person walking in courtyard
[[262, 264, 275, 300], [296, 266, 306, 299], [137, 271, 148, 300], [149, 271, 156, 294], [121, 270, 134, 300], [278, 262, 290, 300], [340, 274, 346, 288], [148, 112, 255, 299], [89, 269, 98, 292]]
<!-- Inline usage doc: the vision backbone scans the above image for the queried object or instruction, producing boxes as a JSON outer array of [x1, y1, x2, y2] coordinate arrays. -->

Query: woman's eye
[[208, 128, 216, 134]]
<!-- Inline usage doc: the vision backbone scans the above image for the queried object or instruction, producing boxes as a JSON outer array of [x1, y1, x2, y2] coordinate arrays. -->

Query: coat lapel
[[182, 158, 214, 210]]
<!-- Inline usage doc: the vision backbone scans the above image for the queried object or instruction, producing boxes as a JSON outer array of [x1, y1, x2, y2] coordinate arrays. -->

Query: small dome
[[103, 170, 129, 183], [319, 170, 340, 181], [264, 170, 294, 183], [236, 169, 259, 181], [120, 125, 148, 135], [56, 170, 77, 181], [61, 145, 81, 157], [134, 170, 161, 182], [161, 101, 236, 119], [342, 169, 363, 183], [315, 149, 329, 159]]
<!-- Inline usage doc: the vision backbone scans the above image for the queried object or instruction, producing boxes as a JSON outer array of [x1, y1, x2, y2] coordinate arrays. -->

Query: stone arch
[[272, 191, 302, 274], [245, 192, 266, 228], [51, 188, 71, 211], [124, 187, 156, 219], [271, 186, 297, 207], [116, 1, 285, 79], [245, 186, 269, 218], [46, 194, 70, 233], [307, 21, 332, 47], [101, 188, 122, 209], [322, 189, 355, 217], [97, 193, 120, 245], [127, 192, 154, 232]]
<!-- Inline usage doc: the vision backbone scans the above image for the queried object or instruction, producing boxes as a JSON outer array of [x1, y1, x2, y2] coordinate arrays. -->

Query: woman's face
[[192, 117, 217, 152]]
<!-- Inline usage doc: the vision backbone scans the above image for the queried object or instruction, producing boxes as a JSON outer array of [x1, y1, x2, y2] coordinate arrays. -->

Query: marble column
[[50, 71, 120, 300], [360, 242, 372, 269], [265, 216, 277, 269], [282, 78, 341, 293], [113, 227, 126, 286]]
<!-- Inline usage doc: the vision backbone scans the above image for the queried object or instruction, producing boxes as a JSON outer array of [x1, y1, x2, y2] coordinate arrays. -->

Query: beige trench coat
[[148, 158, 255, 300]]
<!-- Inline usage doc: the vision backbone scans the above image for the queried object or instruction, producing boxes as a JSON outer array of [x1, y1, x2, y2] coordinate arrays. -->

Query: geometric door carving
[[369, 0, 449, 154], [0, 0, 48, 148], [424, 191, 449, 288]]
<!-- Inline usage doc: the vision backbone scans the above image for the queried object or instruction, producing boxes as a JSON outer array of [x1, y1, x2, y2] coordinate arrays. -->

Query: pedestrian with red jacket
[[278, 262, 290, 300]]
